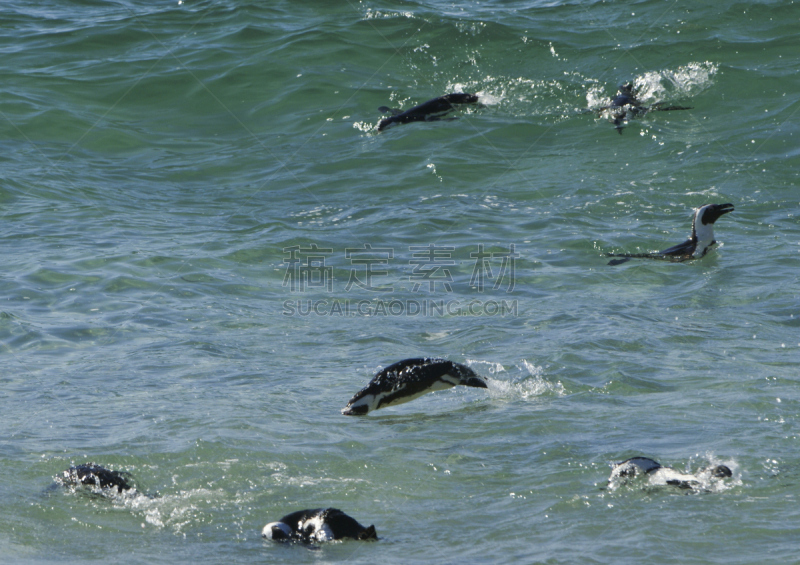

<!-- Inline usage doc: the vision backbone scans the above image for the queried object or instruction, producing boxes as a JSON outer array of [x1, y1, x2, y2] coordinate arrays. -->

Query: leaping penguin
[[601, 83, 692, 134], [608, 456, 732, 490], [262, 508, 377, 543], [341, 358, 487, 415], [377, 93, 480, 131], [607, 203, 734, 265]]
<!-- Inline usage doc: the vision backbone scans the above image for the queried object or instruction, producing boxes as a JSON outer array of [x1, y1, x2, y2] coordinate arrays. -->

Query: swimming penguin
[[377, 93, 479, 131], [608, 457, 732, 490], [601, 83, 692, 134], [262, 508, 377, 543], [607, 203, 734, 265], [341, 358, 487, 415], [607, 83, 642, 133], [56, 463, 133, 493]]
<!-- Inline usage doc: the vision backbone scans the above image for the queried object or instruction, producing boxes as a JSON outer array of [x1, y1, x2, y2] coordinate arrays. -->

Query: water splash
[[362, 8, 415, 20], [352, 120, 379, 134], [468, 359, 565, 401], [633, 61, 719, 104], [588, 61, 718, 108], [446, 75, 578, 121]]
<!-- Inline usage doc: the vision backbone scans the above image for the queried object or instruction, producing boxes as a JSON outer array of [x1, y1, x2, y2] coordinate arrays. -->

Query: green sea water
[[1, 1, 799, 563]]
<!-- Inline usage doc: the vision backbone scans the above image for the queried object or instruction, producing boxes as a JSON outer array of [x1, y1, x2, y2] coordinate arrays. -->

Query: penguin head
[[698, 203, 734, 226], [615, 83, 639, 103], [451, 363, 488, 388], [341, 392, 374, 416], [262, 521, 293, 541], [445, 92, 479, 105], [618, 83, 635, 95], [358, 525, 378, 540], [709, 464, 732, 478], [692, 203, 734, 254], [302, 518, 333, 542]]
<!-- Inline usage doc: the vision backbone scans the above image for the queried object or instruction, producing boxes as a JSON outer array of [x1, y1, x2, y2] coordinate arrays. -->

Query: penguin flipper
[[666, 479, 695, 489], [650, 104, 693, 112], [659, 239, 694, 256]]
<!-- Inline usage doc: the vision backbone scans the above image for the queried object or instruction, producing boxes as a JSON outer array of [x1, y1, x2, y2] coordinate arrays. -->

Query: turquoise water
[[1, 0, 799, 563]]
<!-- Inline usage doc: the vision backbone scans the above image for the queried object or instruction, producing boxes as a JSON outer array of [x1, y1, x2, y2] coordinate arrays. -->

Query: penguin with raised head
[[377, 93, 479, 131], [607, 203, 734, 265], [342, 358, 487, 415], [262, 508, 377, 543]]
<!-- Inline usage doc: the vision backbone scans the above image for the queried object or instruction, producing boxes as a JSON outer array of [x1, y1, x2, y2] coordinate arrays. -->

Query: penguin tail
[[606, 252, 654, 265], [605, 252, 645, 265], [605, 252, 685, 265], [359, 525, 378, 540]]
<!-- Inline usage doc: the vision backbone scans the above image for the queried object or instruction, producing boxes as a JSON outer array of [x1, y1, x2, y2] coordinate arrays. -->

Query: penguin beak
[[712, 203, 734, 222], [717, 203, 734, 215], [341, 404, 369, 416]]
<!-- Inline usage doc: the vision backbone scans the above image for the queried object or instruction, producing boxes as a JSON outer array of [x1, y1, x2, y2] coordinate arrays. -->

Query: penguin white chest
[[388, 376, 457, 407]]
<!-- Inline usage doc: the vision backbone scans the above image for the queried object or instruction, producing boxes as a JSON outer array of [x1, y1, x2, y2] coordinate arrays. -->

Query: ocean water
[[1, 0, 799, 563]]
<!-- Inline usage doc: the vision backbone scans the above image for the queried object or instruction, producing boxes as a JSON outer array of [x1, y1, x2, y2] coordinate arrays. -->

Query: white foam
[[586, 62, 718, 109], [632, 61, 718, 104], [585, 84, 610, 109], [468, 359, 564, 401], [362, 9, 414, 20], [352, 121, 379, 134]]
